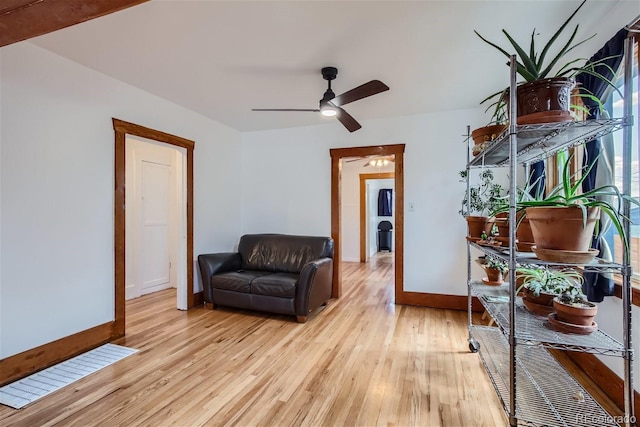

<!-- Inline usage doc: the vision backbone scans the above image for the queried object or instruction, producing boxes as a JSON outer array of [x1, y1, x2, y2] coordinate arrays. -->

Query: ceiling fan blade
[[332, 80, 389, 107], [251, 108, 319, 112], [335, 106, 361, 132], [345, 156, 368, 163]]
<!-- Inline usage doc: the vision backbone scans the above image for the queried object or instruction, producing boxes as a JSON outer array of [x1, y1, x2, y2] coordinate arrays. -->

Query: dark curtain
[[528, 161, 546, 198], [578, 28, 628, 302], [378, 189, 393, 216]]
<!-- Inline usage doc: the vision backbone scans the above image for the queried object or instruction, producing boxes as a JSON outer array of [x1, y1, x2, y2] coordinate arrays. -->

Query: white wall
[[0, 43, 242, 358], [241, 107, 486, 294]]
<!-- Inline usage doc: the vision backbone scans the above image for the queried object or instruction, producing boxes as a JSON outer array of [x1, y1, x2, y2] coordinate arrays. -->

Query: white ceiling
[[28, 0, 637, 133]]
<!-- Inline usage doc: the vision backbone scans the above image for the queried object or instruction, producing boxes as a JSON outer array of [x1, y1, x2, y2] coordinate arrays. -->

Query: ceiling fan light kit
[[251, 66, 389, 132]]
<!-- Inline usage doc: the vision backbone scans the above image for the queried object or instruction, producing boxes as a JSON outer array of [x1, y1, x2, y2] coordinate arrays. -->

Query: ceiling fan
[[251, 67, 389, 132]]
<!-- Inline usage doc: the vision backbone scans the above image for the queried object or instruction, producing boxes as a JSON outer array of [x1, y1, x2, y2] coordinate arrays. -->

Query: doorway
[[329, 144, 406, 302], [112, 118, 195, 337], [125, 136, 186, 302], [359, 172, 395, 263]]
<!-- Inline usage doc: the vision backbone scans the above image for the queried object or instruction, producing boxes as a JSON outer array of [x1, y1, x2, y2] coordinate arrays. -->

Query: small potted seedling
[[483, 255, 508, 285], [516, 266, 583, 316], [551, 288, 598, 334]]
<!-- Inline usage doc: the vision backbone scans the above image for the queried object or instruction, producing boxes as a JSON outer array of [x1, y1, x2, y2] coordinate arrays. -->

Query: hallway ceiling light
[[368, 157, 392, 167]]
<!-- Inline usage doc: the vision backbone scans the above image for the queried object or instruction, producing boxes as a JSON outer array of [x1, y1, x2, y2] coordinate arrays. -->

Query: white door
[[140, 160, 171, 294], [125, 136, 186, 307]]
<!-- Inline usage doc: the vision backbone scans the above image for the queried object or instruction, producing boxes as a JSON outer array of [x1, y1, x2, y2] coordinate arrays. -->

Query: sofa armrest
[[295, 257, 333, 316], [198, 253, 242, 303]]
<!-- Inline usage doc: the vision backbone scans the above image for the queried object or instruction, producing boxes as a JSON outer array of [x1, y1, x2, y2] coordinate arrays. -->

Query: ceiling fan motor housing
[[321, 67, 338, 81]]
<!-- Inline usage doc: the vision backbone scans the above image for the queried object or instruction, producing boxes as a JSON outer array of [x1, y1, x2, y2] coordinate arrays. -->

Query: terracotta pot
[[523, 288, 555, 306], [471, 124, 507, 145], [466, 216, 494, 239], [484, 267, 503, 283], [514, 272, 526, 291], [526, 206, 599, 252], [495, 218, 510, 242], [553, 298, 598, 326], [493, 213, 533, 248], [516, 214, 534, 244], [507, 77, 576, 124]]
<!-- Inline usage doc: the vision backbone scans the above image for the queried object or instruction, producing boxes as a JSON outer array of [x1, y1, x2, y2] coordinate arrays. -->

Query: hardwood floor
[[0, 256, 507, 426]]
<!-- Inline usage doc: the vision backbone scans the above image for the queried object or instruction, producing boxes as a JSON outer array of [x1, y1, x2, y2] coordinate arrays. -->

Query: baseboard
[[396, 291, 484, 312], [556, 350, 640, 417], [0, 321, 118, 387], [194, 291, 204, 306]]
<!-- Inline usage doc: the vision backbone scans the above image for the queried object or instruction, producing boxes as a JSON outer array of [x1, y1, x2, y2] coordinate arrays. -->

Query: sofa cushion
[[239, 234, 333, 273], [251, 273, 299, 298], [210, 270, 271, 293]]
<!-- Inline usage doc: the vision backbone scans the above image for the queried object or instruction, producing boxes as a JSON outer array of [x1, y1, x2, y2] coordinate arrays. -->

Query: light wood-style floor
[[0, 254, 507, 426]]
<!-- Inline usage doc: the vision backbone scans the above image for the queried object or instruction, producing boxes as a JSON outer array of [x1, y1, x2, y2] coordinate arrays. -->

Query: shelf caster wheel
[[469, 340, 479, 353]]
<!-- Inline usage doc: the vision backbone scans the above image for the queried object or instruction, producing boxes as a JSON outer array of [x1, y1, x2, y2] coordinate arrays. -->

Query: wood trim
[[396, 292, 484, 312], [0, 0, 149, 47], [613, 282, 640, 306], [330, 144, 405, 301], [194, 291, 204, 307], [0, 321, 114, 386], [555, 350, 640, 417], [186, 144, 195, 308], [330, 144, 405, 159], [394, 151, 405, 304], [330, 155, 342, 298], [359, 172, 395, 263], [113, 119, 195, 150], [114, 124, 126, 336], [112, 118, 197, 336]]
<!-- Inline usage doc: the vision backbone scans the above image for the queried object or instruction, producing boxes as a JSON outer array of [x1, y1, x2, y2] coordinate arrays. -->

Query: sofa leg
[[204, 302, 216, 310], [296, 315, 308, 323]]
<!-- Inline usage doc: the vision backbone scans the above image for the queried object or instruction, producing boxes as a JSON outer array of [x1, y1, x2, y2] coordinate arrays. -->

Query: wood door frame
[[113, 118, 195, 337], [359, 172, 395, 262], [330, 144, 405, 300]]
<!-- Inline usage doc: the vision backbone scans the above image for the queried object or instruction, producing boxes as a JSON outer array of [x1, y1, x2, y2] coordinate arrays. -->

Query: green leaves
[[517, 266, 583, 296], [474, 0, 598, 82], [517, 152, 640, 255]]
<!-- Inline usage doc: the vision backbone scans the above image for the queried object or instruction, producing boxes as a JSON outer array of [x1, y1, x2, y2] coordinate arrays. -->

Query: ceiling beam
[[0, 0, 149, 48]]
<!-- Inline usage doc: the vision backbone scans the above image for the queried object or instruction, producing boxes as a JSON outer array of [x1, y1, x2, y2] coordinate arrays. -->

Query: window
[[604, 37, 639, 283]]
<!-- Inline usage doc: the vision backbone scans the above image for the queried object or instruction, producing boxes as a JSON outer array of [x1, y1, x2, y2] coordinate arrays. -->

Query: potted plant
[[517, 153, 639, 262], [551, 288, 598, 334], [474, 0, 617, 125], [490, 174, 544, 250], [471, 97, 508, 156], [516, 266, 583, 316], [460, 169, 504, 239], [483, 255, 508, 285]]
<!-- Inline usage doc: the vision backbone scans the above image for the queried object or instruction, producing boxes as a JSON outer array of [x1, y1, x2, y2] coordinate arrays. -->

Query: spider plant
[[516, 266, 583, 297]]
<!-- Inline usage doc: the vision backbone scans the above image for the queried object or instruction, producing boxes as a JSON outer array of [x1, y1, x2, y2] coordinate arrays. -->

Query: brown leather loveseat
[[198, 234, 334, 323]]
